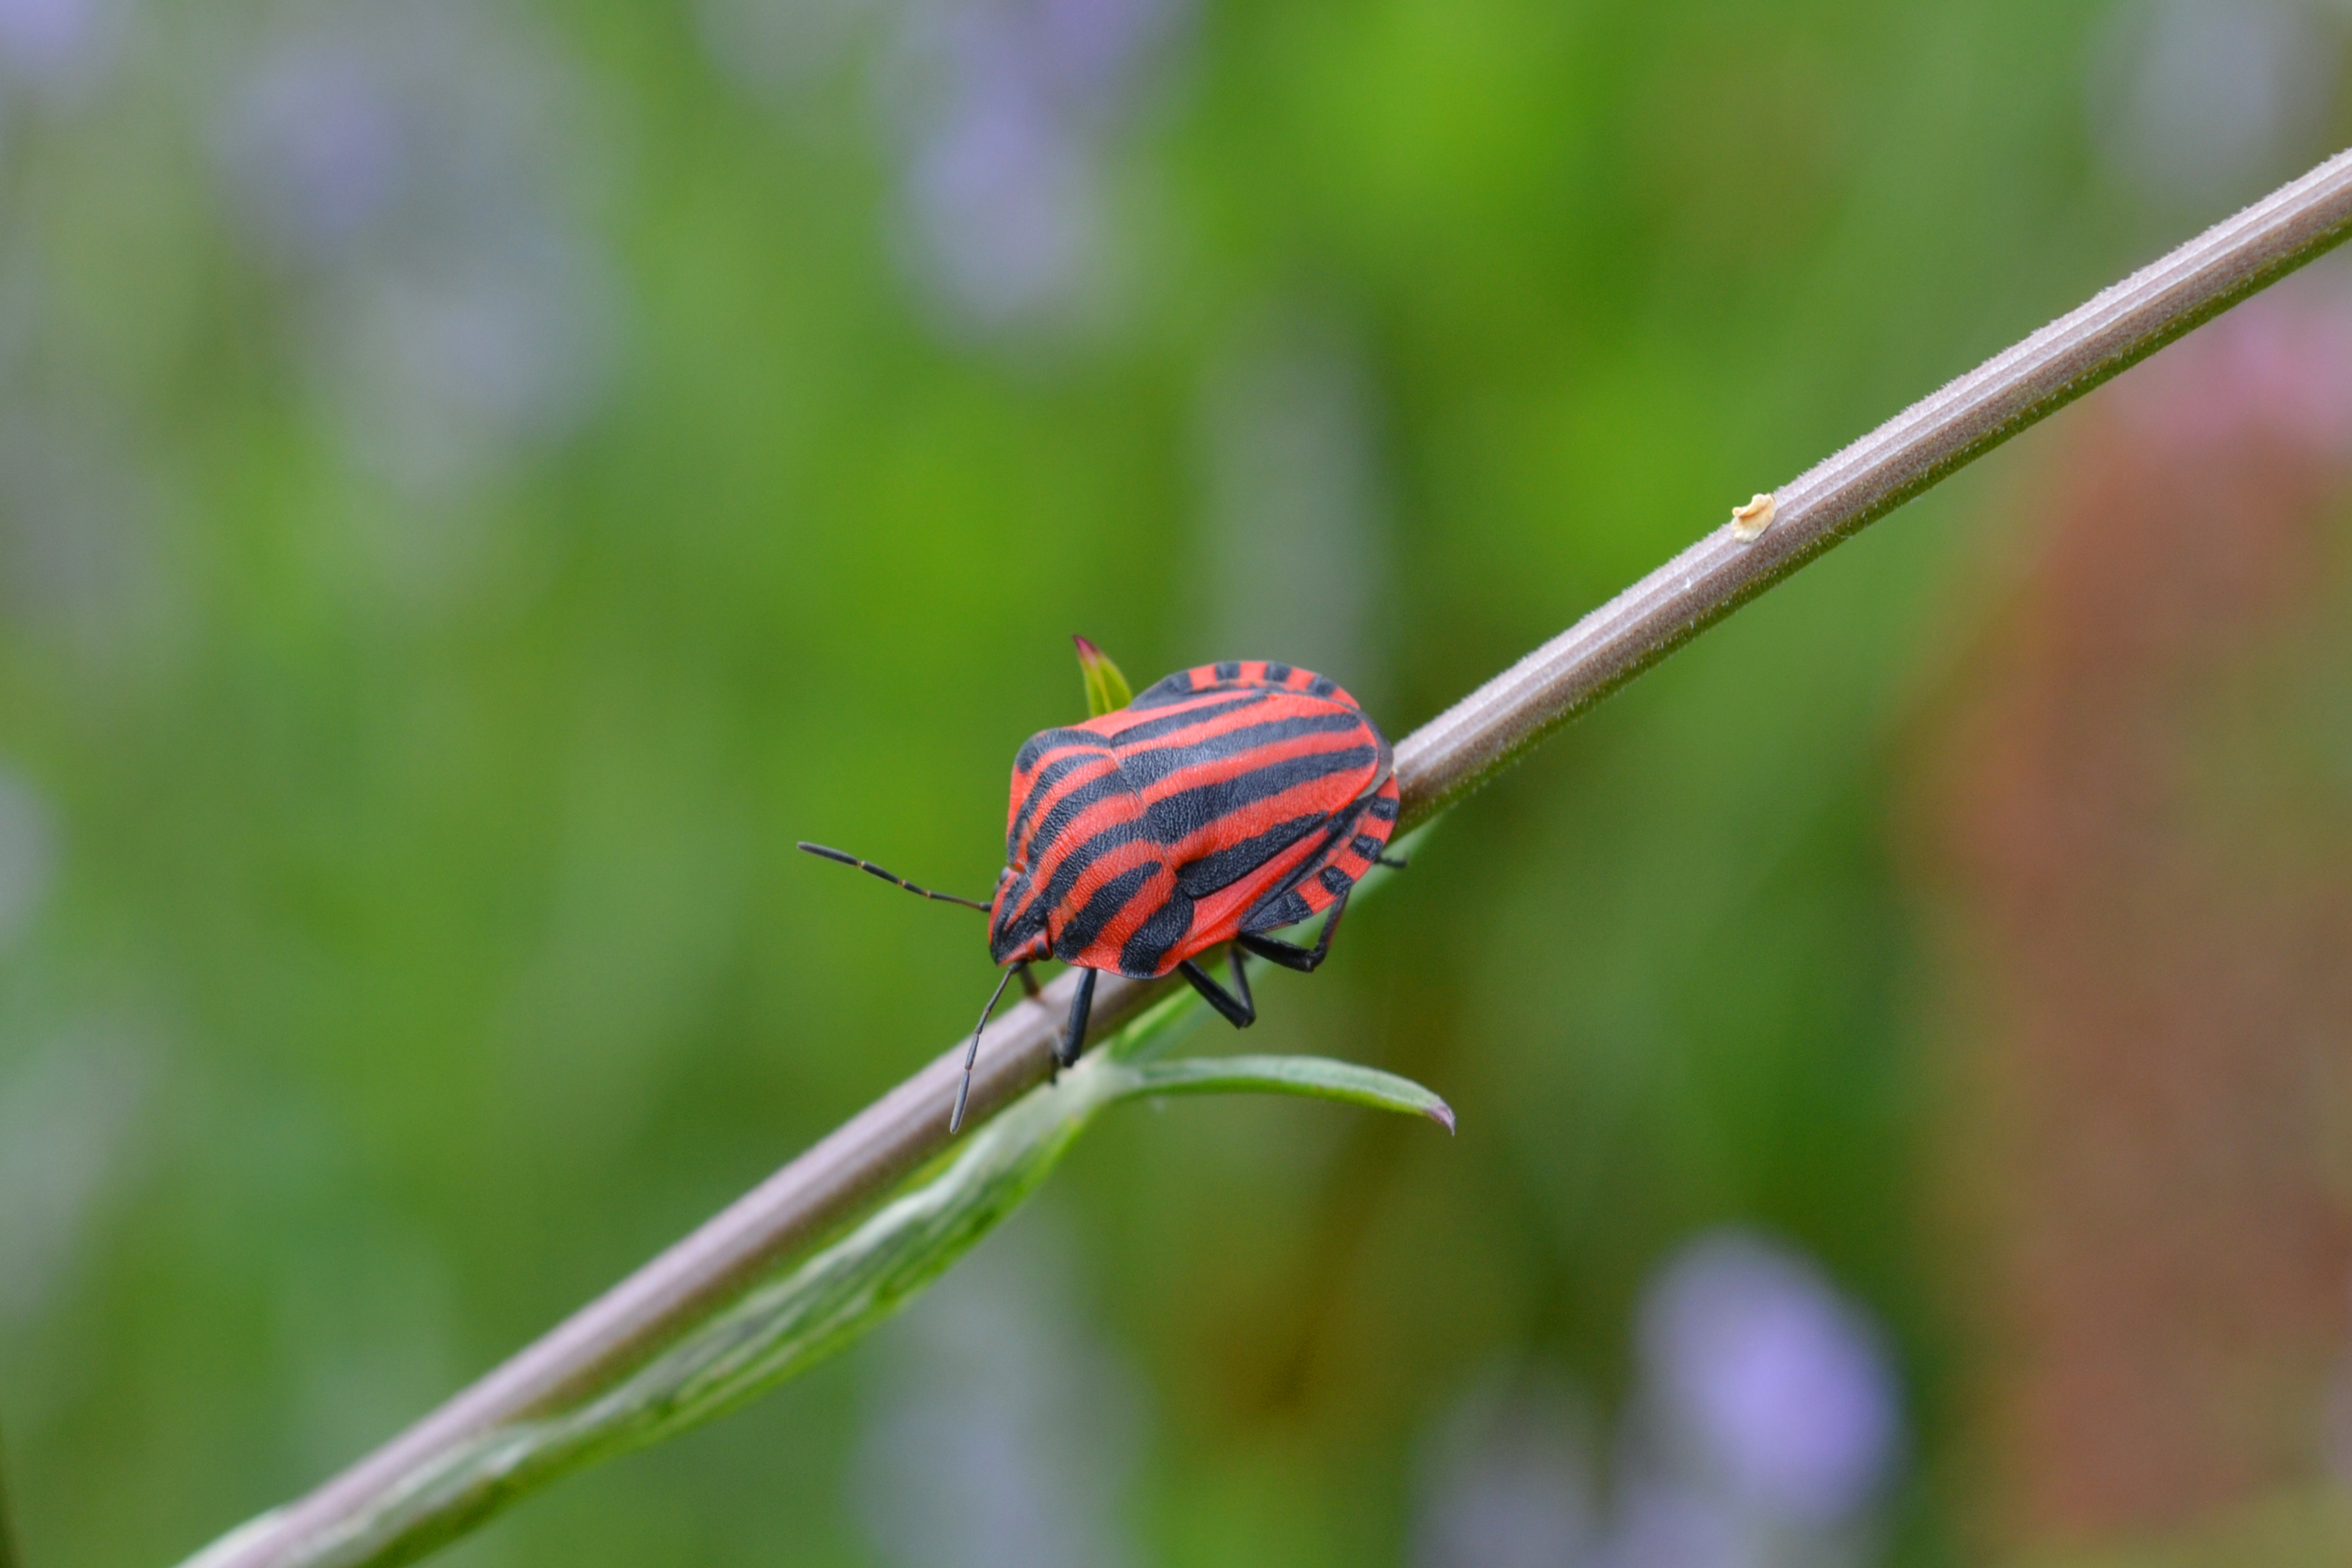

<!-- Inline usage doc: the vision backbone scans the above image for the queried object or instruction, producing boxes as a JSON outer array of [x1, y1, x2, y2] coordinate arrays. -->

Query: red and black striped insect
[[802, 657, 1403, 1130]]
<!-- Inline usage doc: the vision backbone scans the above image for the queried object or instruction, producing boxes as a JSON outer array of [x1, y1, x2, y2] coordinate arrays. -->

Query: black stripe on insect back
[[1227, 787, 1376, 935], [1116, 711, 1368, 790], [1263, 662, 1292, 683], [1351, 835, 1385, 860], [1010, 805, 1150, 937], [1008, 748, 1118, 859], [1213, 660, 1241, 681], [1144, 745, 1376, 842], [1014, 727, 1112, 775], [1021, 765, 1146, 870], [1118, 886, 1195, 975], [1129, 670, 1200, 708], [1052, 862, 1158, 961], [1017, 707, 1348, 867], [1173, 811, 1328, 897], [1099, 691, 1267, 747], [1019, 750, 1370, 939], [1366, 793, 1399, 821], [1017, 693, 1267, 776]]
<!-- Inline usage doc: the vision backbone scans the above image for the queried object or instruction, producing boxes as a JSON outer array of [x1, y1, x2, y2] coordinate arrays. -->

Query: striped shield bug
[[802, 645, 1404, 1130]]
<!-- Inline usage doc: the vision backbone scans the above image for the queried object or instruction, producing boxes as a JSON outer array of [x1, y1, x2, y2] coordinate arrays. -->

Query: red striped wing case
[[987, 660, 1398, 978]]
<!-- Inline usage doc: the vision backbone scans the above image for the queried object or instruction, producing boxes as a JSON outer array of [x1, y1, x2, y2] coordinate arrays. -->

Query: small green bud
[[1074, 635, 1134, 718]]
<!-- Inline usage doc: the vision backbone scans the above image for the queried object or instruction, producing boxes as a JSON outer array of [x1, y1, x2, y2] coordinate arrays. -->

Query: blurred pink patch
[[2109, 288, 2352, 459], [1914, 267, 2352, 1548]]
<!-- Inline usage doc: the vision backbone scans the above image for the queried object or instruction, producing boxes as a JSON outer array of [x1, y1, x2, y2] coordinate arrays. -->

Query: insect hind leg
[[1178, 949, 1256, 1029], [1237, 886, 1352, 973]]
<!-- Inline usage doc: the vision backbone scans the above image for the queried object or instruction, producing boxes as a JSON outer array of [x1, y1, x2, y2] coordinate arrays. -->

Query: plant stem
[[1396, 151, 2352, 817], [195, 145, 2352, 1568]]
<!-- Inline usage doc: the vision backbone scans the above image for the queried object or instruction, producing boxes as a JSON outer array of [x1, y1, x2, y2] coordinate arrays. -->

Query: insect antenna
[[951, 967, 1017, 1133], [797, 842, 992, 912]]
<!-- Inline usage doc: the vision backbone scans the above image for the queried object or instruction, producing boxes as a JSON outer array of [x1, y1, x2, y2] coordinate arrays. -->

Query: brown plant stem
[[204, 145, 2352, 1568]]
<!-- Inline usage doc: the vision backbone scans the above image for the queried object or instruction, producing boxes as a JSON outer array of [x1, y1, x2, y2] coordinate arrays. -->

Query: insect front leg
[[1057, 966, 1098, 1069], [1177, 948, 1257, 1029], [1238, 886, 1351, 973]]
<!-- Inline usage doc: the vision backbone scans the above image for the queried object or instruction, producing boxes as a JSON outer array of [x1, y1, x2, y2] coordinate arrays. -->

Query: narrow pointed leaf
[[177, 829, 1437, 1568], [1074, 634, 1134, 717], [1120, 1055, 1456, 1132]]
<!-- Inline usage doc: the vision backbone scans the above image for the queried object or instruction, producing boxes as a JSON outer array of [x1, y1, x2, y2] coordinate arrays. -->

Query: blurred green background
[[8, 0, 2352, 1564]]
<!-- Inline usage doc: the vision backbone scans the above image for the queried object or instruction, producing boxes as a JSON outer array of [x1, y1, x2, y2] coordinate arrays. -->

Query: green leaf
[[176, 990, 1222, 1568], [1074, 634, 1134, 717], [179, 823, 1446, 1568], [1118, 1055, 1456, 1132]]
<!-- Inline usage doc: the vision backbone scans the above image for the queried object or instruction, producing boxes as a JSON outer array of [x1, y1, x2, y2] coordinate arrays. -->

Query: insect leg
[[1237, 886, 1352, 973], [1058, 966, 1098, 1069], [1226, 946, 1255, 1019], [1015, 962, 1042, 1002], [951, 967, 1019, 1134], [1376, 853, 1409, 869], [1177, 952, 1257, 1029]]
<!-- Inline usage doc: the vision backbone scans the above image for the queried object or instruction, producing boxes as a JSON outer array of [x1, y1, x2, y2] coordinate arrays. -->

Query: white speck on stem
[[1729, 492, 1777, 542]]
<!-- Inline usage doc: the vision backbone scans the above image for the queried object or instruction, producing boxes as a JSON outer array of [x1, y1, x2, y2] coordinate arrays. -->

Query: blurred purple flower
[[0, 0, 116, 94], [1410, 1240, 1901, 1568], [853, 1214, 1145, 1568], [222, 45, 407, 262], [880, 0, 1186, 336], [1604, 1474, 1760, 1568], [1411, 1368, 1597, 1568], [321, 236, 610, 491], [902, 78, 1095, 327], [2089, 0, 2337, 208], [216, 3, 614, 495], [1636, 1230, 1902, 1525], [700, 0, 1183, 336], [1026, 0, 1177, 120]]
